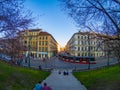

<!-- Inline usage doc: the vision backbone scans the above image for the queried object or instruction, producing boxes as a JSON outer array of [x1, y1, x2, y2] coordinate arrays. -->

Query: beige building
[[19, 29, 58, 59], [65, 31, 108, 57]]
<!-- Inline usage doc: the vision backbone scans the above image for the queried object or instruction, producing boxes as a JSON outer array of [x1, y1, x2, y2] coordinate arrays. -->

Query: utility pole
[[36, 34, 38, 58], [28, 35, 32, 68], [107, 51, 110, 66], [88, 33, 91, 69], [74, 47, 76, 71]]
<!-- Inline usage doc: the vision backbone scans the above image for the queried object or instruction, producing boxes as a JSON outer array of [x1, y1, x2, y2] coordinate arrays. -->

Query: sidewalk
[[42, 69, 87, 90]]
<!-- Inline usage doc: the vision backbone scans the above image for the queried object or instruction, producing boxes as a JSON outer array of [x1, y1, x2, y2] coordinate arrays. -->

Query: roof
[[39, 31, 51, 35], [76, 31, 114, 39], [17, 29, 42, 34], [28, 29, 42, 32]]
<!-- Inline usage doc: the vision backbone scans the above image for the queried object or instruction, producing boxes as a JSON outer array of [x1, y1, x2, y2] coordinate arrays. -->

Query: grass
[[0, 60, 50, 90], [73, 65, 120, 90]]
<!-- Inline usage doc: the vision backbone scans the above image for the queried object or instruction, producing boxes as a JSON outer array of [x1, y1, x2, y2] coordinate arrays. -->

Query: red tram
[[59, 55, 96, 64]]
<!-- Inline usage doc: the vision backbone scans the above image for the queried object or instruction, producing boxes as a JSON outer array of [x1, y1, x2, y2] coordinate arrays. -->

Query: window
[[46, 36, 47, 39], [80, 47, 81, 51], [39, 47, 41, 51], [84, 41, 86, 45], [78, 53, 80, 56], [82, 47, 83, 51], [39, 54, 41, 58], [80, 41, 81, 45], [91, 46, 93, 50], [42, 41, 44, 45], [24, 41, 27, 44], [81, 41, 83, 45], [45, 41, 48, 45], [42, 47, 44, 52], [82, 53, 84, 56], [78, 47, 80, 51], [94, 47, 96, 51], [45, 47, 48, 51], [39, 41, 41, 45], [81, 36, 83, 39]]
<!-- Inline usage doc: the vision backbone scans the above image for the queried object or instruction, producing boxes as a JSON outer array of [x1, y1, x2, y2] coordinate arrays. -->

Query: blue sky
[[24, 0, 79, 47]]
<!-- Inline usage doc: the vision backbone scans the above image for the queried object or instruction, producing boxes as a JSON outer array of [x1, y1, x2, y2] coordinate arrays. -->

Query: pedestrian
[[25, 57, 27, 63], [33, 81, 42, 90], [66, 71, 69, 75], [58, 70, 61, 74], [42, 83, 52, 90], [66, 70, 69, 75], [51, 65, 53, 70], [39, 65, 41, 70], [63, 71, 66, 75]]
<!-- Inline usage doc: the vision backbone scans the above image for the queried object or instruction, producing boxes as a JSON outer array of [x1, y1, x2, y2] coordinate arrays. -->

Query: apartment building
[[65, 31, 107, 57], [19, 29, 58, 59]]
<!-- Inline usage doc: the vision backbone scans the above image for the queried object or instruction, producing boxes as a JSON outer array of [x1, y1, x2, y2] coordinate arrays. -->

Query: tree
[[0, 0, 33, 64], [0, 36, 25, 64], [0, 0, 33, 38], [110, 37, 120, 65], [59, 0, 120, 35]]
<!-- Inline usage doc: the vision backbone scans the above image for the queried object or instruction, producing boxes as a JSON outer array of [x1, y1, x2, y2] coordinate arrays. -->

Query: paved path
[[42, 69, 87, 90]]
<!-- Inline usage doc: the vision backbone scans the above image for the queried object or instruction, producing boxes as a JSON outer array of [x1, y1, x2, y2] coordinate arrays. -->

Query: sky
[[24, 0, 79, 47]]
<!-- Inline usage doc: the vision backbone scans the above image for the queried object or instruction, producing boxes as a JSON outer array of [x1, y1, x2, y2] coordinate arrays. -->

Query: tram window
[[76, 57, 79, 61], [90, 57, 95, 61], [83, 58, 86, 61]]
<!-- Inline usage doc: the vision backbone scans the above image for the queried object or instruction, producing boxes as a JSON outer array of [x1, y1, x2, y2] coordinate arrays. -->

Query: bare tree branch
[[59, 0, 120, 34], [0, 0, 33, 38]]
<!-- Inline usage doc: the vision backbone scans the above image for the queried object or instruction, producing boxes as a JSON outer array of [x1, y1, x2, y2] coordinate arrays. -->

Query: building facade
[[19, 29, 58, 59], [65, 31, 107, 57]]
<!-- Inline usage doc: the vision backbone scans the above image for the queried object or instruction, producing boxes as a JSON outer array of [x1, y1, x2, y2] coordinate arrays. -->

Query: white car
[[4, 56, 11, 61], [0, 54, 11, 62]]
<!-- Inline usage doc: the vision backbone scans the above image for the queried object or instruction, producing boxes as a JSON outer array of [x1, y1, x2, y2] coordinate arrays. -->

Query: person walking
[[42, 83, 52, 90], [39, 65, 41, 70], [33, 81, 42, 90], [58, 70, 61, 74]]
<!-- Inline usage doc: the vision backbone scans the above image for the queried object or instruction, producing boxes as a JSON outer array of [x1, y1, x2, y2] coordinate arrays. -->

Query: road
[[21, 56, 118, 70]]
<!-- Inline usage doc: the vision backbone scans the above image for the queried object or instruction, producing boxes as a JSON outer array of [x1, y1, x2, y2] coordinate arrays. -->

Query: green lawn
[[73, 65, 120, 90], [0, 60, 50, 90]]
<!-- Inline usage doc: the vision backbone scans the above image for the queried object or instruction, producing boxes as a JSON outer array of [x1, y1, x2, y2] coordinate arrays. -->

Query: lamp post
[[88, 34, 90, 69], [107, 51, 110, 66], [36, 34, 38, 58], [28, 35, 32, 68], [74, 47, 76, 71]]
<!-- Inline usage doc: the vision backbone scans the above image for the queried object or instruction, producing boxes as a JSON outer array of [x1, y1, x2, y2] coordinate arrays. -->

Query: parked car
[[4, 56, 11, 61], [0, 54, 11, 62]]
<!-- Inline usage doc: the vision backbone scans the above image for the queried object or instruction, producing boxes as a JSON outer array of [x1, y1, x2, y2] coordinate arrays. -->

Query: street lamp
[[36, 33, 38, 58], [88, 34, 91, 69], [28, 35, 32, 68], [74, 47, 76, 71]]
